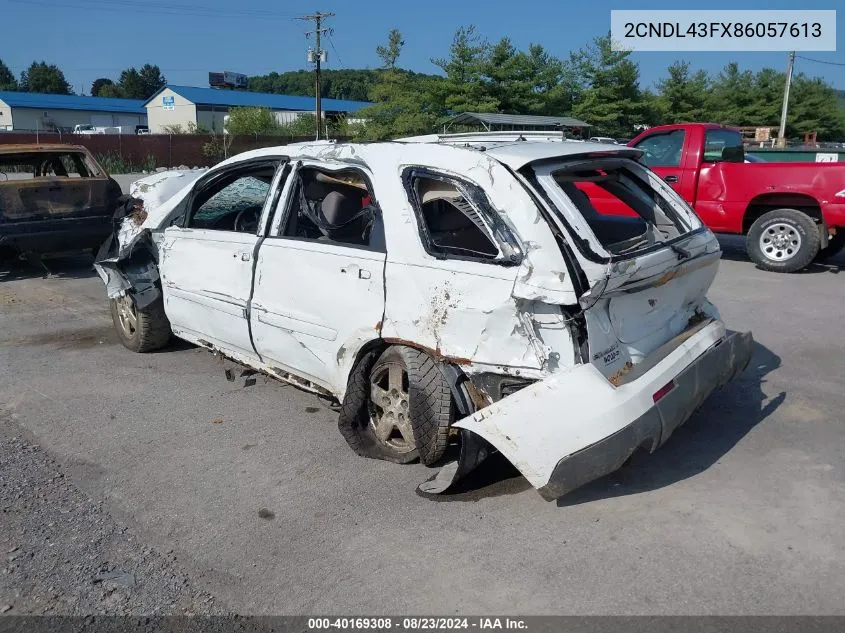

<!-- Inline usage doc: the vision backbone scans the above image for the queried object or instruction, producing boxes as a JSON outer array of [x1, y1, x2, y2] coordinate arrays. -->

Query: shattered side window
[[187, 168, 275, 233], [406, 170, 520, 264]]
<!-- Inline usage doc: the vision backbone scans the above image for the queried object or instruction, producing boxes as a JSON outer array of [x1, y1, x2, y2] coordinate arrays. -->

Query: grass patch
[[95, 152, 157, 174]]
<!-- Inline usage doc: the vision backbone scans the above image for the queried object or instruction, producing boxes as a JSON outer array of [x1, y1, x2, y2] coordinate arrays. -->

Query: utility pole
[[777, 51, 795, 148], [296, 11, 334, 140]]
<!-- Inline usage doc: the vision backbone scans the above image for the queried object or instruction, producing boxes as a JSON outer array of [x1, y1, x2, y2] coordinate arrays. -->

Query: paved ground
[[0, 242, 843, 615]]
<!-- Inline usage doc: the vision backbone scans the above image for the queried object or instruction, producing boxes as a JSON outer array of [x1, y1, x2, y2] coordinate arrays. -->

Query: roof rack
[[396, 130, 583, 147]]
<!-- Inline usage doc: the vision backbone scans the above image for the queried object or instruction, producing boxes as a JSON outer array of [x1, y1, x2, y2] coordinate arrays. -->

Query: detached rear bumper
[[537, 330, 753, 500], [453, 321, 753, 501]]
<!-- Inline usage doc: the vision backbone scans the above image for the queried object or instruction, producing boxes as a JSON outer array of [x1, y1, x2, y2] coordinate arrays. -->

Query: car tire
[[746, 209, 820, 273], [401, 347, 454, 465], [109, 294, 171, 353], [815, 231, 845, 262], [337, 345, 453, 466]]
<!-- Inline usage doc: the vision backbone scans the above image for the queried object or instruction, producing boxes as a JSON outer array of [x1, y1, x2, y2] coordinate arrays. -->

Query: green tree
[[708, 62, 756, 125], [483, 39, 578, 115], [0, 59, 17, 91], [432, 25, 498, 113], [656, 61, 711, 124], [19, 61, 71, 94], [570, 35, 651, 138], [354, 29, 444, 140], [247, 69, 381, 102], [91, 77, 115, 97], [376, 29, 404, 69], [98, 83, 124, 98], [226, 106, 281, 136], [118, 64, 166, 99], [747, 67, 785, 127], [787, 74, 845, 141]]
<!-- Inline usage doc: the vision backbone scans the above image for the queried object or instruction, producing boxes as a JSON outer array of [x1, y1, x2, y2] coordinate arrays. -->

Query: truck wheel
[[110, 294, 171, 353], [746, 209, 820, 273], [337, 346, 453, 466], [815, 231, 845, 262]]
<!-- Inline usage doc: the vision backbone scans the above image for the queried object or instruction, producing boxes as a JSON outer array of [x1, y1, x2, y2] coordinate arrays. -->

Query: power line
[[327, 34, 344, 67], [8, 0, 300, 19], [795, 55, 845, 67]]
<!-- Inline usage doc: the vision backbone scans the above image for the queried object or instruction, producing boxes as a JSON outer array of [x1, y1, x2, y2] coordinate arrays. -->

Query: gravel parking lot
[[1, 240, 843, 615]]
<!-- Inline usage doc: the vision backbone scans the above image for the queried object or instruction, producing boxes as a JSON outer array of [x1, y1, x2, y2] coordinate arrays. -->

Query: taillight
[[652, 381, 675, 403]]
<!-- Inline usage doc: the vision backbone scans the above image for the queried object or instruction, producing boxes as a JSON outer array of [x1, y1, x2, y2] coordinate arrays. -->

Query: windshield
[[533, 157, 701, 258]]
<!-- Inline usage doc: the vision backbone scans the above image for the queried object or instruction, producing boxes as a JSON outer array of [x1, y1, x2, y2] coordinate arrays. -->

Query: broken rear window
[[535, 158, 699, 257], [405, 169, 521, 264]]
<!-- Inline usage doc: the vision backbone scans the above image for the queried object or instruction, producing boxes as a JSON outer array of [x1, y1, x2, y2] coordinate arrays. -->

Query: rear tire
[[337, 345, 453, 466], [746, 209, 820, 273], [110, 294, 171, 352]]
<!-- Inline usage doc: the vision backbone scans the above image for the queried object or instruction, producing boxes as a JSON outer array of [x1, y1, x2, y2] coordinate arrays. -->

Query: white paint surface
[[96, 139, 740, 493]]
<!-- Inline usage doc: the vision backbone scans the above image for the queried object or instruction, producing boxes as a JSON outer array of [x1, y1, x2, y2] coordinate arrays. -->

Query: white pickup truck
[[95, 139, 753, 500], [73, 124, 135, 135]]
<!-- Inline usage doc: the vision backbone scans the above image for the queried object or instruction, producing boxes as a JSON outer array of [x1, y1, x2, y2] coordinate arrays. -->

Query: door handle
[[234, 251, 251, 261], [663, 175, 679, 183], [358, 269, 371, 280]]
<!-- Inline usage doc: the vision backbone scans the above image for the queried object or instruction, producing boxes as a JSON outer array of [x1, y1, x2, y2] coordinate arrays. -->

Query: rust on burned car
[[0, 144, 121, 256]]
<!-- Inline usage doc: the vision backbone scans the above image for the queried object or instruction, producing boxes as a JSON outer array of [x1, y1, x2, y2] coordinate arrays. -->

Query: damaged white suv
[[96, 139, 753, 500]]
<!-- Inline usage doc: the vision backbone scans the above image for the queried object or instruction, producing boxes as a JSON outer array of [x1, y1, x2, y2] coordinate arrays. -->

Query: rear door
[[158, 158, 285, 362], [249, 162, 387, 394]]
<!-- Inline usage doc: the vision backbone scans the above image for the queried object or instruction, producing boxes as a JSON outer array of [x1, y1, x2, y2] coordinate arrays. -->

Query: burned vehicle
[[0, 145, 122, 259], [95, 140, 753, 499]]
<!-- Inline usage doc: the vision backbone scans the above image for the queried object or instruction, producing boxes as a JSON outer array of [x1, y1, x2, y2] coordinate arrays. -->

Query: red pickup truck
[[627, 123, 845, 272]]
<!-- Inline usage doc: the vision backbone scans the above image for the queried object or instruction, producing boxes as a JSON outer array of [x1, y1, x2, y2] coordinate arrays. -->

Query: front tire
[[110, 294, 171, 352], [746, 209, 820, 273]]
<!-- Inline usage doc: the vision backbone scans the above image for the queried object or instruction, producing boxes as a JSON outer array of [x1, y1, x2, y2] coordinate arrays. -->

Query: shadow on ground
[[556, 340, 783, 507], [0, 253, 98, 282]]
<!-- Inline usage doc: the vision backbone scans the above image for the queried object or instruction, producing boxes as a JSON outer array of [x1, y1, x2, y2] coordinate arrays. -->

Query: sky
[[1, 0, 843, 96]]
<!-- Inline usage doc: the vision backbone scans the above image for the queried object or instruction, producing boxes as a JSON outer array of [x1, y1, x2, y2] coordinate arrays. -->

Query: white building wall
[[0, 99, 12, 131], [146, 88, 197, 133], [6, 107, 146, 132], [273, 110, 321, 125]]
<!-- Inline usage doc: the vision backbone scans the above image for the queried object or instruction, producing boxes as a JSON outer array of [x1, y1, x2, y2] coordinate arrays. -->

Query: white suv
[[96, 140, 753, 500]]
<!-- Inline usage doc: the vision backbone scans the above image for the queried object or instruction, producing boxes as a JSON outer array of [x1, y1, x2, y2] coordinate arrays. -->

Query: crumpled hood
[[119, 169, 207, 248], [94, 169, 206, 298]]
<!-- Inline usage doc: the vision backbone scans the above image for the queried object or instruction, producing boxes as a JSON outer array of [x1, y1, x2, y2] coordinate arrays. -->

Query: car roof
[[216, 140, 643, 173], [0, 144, 91, 154], [483, 141, 641, 169]]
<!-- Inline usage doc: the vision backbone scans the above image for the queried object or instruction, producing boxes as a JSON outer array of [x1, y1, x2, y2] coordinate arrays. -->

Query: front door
[[630, 128, 690, 197], [159, 159, 283, 362], [249, 163, 386, 394]]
